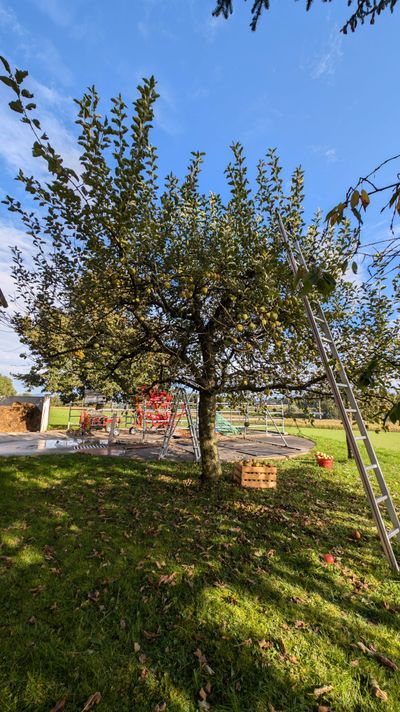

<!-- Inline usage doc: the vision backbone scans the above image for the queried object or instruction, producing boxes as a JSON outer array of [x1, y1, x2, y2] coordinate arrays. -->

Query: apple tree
[[1, 62, 398, 481]]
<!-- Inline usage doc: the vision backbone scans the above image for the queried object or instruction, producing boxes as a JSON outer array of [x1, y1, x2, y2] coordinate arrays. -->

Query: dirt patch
[[0, 402, 41, 432]]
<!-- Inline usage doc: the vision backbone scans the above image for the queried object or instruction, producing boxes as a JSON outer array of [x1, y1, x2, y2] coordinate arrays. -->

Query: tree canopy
[[1, 62, 398, 480], [213, 0, 399, 33], [0, 374, 16, 397]]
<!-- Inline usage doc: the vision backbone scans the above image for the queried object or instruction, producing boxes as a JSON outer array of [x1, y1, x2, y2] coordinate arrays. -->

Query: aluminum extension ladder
[[277, 213, 400, 572], [159, 388, 201, 462]]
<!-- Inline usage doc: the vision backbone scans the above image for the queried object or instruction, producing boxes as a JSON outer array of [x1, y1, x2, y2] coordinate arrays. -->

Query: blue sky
[[0, 0, 399, 389]]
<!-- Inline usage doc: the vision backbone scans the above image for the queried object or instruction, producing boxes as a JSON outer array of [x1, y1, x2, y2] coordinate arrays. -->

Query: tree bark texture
[[198, 390, 221, 481]]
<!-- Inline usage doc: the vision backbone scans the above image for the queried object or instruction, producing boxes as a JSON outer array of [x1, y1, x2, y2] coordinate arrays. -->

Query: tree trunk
[[198, 390, 221, 482]]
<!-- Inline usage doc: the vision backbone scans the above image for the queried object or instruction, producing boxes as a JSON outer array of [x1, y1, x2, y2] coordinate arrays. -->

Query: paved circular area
[[0, 429, 314, 461]]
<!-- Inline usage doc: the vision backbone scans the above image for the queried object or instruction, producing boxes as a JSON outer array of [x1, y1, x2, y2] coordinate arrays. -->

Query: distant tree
[[0, 374, 16, 397], [0, 62, 398, 481], [213, 0, 399, 33]]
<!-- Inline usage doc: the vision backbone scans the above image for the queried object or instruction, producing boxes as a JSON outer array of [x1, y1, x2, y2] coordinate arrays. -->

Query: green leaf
[[0, 55, 11, 73], [32, 118, 41, 129], [15, 69, 28, 84], [351, 261, 358, 274], [8, 100, 24, 114], [26, 103, 37, 111], [385, 401, 400, 425], [351, 205, 363, 223], [358, 357, 379, 388], [360, 189, 370, 209], [350, 190, 359, 208], [32, 142, 43, 158], [316, 271, 336, 296], [0, 75, 18, 91], [21, 89, 34, 98]]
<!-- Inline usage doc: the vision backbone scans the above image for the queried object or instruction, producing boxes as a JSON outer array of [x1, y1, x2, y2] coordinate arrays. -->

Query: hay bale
[[0, 402, 41, 432]]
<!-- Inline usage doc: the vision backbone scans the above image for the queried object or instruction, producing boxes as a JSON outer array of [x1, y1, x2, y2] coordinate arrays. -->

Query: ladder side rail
[[159, 392, 180, 460], [265, 405, 290, 447], [183, 391, 201, 461]]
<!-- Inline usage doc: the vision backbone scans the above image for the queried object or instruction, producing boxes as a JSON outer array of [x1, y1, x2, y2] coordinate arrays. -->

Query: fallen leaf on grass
[[50, 699, 66, 712], [154, 703, 166, 711], [43, 545, 56, 561], [194, 648, 207, 665], [138, 654, 147, 664], [157, 572, 177, 586], [374, 653, 399, 671], [371, 679, 388, 701], [143, 630, 160, 641], [199, 688, 207, 701], [313, 685, 333, 698], [30, 586, 45, 596], [140, 667, 149, 679], [198, 702, 210, 711], [87, 590, 100, 602], [383, 601, 400, 613], [318, 706, 330, 712], [133, 642, 141, 652], [355, 642, 398, 670], [81, 691, 102, 711], [120, 619, 126, 629], [294, 620, 307, 629], [258, 639, 272, 650], [28, 616, 37, 625]]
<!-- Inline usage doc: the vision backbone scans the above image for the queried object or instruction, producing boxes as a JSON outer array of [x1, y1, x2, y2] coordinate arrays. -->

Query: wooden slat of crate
[[234, 463, 277, 489]]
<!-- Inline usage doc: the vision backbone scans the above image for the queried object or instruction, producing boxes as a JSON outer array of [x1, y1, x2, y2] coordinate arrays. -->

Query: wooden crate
[[234, 462, 277, 489]]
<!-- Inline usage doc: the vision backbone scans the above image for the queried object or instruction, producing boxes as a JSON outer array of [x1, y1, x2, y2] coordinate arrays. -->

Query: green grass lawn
[[1, 432, 400, 711], [48, 406, 71, 429]]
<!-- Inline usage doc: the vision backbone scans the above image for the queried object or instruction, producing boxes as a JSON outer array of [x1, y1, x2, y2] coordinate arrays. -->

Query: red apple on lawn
[[324, 554, 334, 564], [352, 530, 361, 540]]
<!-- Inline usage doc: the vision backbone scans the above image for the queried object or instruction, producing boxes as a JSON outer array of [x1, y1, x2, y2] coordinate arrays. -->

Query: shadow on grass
[[0, 454, 399, 712]]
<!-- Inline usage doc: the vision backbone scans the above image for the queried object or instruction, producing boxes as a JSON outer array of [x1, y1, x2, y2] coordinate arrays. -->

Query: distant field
[[285, 425, 400, 453], [48, 406, 70, 428]]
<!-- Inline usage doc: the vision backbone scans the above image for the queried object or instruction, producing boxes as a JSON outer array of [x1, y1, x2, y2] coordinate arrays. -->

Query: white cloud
[[311, 26, 343, 80], [311, 145, 338, 164]]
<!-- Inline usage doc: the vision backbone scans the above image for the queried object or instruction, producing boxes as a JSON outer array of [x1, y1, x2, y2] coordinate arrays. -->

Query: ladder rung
[[315, 316, 325, 323], [388, 527, 400, 540], [365, 464, 378, 471], [336, 383, 349, 388], [355, 436, 367, 441], [320, 335, 333, 343], [376, 495, 388, 505], [346, 409, 357, 413]]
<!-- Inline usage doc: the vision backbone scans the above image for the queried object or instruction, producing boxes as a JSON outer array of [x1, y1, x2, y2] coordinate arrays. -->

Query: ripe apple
[[237, 324, 244, 332], [324, 553, 334, 564], [352, 530, 361, 540]]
